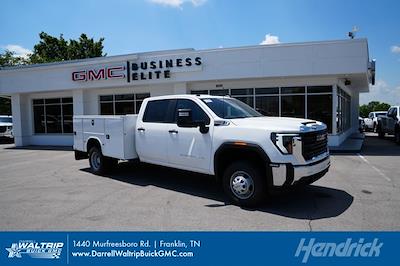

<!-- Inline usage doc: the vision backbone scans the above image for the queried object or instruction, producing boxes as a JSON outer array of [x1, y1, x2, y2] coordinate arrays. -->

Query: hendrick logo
[[295, 238, 383, 263], [6, 240, 64, 259]]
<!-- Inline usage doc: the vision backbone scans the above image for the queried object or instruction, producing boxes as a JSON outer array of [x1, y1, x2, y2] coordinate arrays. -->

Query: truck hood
[[229, 116, 325, 132]]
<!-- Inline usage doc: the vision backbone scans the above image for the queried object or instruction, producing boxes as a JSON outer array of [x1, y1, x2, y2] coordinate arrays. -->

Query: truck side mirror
[[177, 109, 196, 128]]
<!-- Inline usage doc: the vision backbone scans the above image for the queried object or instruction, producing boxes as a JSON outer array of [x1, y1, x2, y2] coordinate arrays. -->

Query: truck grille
[[0, 126, 7, 133], [301, 129, 328, 161]]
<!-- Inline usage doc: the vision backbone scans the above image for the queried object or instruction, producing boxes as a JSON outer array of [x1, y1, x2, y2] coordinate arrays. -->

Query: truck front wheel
[[222, 161, 267, 207], [89, 146, 116, 175]]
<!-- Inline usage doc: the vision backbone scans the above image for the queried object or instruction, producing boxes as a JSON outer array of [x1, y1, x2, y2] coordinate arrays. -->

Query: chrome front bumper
[[270, 154, 330, 186]]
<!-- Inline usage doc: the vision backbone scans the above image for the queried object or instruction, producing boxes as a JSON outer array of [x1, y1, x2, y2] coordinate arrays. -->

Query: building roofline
[[0, 38, 368, 72]]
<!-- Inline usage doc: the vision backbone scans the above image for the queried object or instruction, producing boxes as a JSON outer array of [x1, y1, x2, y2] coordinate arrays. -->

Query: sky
[[0, 0, 399, 105]]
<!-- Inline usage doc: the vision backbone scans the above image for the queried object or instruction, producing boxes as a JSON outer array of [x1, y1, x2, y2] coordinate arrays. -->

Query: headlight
[[271, 133, 299, 154]]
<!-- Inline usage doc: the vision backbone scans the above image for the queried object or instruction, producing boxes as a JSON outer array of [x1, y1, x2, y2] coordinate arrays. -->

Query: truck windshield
[[201, 98, 262, 119], [0, 117, 12, 123]]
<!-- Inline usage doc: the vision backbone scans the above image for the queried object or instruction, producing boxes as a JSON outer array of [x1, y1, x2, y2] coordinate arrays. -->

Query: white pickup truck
[[363, 111, 387, 132], [73, 95, 330, 206]]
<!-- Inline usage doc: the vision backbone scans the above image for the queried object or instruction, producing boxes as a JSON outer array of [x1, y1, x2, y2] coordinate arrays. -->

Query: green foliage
[[0, 32, 105, 115], [359, 101, 391, 118], [0, 50, 28, 67], [29, 32, 105, 64]]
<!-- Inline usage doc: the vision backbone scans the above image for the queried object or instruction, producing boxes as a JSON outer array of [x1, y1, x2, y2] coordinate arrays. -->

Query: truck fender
[[86, 137, 103, 152], [213, 142, 273, 186]]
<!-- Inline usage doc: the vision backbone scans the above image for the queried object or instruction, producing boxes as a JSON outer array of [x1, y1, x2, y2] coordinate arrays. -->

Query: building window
[[337, 87, 351, 133], [281, 87, 305, 118], [99, 93, 150, 115], [32, 97, 73, 134], [190, 85, 333, 133], [307, 86, 333, 133]]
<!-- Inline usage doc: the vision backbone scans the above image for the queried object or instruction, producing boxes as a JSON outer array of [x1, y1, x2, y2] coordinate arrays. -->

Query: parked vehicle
[[364, 111, 387, 132], [0, 115, 13, 138], [377, 106, 400, 144], [73, 95, 330, 206]]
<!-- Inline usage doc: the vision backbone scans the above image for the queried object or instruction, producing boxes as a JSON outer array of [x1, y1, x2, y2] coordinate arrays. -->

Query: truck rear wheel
[[222, 161, 267, 207], [89, 146, 116, 175], [395, 130, 400, 145], [377, 124, 385, 138]]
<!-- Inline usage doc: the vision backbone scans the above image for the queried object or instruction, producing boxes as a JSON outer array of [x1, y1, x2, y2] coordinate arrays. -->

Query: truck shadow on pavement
[[81, 162, 353, 220], [360, 135, 400, 156]]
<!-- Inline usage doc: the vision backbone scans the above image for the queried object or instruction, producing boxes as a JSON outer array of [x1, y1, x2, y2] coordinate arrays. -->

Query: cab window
[[143, 99, 176, 123]]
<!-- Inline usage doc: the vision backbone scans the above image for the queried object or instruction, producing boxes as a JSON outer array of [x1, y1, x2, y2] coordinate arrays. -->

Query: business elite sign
[[71, 57, 202, 83], [5, 240, 64, 259]]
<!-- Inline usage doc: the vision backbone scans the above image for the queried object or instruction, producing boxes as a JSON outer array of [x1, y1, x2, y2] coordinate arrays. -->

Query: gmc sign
[[72, 66, 126, 81]]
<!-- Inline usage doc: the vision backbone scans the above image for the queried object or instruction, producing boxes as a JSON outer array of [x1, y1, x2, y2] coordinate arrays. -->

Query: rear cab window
[[142, 99, 176, 123]]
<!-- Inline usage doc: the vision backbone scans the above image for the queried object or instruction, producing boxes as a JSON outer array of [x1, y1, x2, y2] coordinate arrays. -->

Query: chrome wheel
[[230, 171, 254, 200]]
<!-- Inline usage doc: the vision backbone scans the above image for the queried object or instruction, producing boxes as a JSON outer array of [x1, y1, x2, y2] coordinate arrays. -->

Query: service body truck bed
[[73, 115, 138, 160]]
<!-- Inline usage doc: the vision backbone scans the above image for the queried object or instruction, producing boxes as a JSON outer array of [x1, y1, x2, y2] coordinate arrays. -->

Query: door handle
[[168, 130, 178, 134], [137, 127, 145, 132]]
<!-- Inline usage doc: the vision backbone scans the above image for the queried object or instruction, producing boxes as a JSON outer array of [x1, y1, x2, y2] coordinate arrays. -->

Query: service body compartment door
[[104, 118, 125, 159], [73, 118, 84, 151], [82, 118, 105, 152]]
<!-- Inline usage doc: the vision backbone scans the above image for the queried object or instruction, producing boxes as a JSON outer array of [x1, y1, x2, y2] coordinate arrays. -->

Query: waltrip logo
[[295, 238, 383, 263], [6, 240, 64, 259]]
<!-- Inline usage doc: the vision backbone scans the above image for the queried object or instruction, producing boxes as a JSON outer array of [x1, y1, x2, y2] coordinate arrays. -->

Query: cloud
[[260, 34, 280, 45], [3, 44, 32, 59], [149, 0, 206, 8], [360, 79, 400, 106], [391, 45, 400, 54]]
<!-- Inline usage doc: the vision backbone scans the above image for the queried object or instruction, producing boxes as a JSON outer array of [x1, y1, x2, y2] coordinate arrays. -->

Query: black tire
[[378, 127, 385, 138], [395, 129, 400, 145], [222, 161, 267, 207], [88, 146, 114, 175]]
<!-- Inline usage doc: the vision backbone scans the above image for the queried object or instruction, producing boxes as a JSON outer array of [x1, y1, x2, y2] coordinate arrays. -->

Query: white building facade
[[0, 39, 374, 147]]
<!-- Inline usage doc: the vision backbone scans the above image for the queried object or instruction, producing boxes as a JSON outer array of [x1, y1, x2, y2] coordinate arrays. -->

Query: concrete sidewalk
[[329, 133, 365, 153]]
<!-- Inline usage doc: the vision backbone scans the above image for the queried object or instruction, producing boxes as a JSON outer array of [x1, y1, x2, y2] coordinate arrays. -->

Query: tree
[[0, 50, 28, 67], [359, 101, 391, 118], [29, 32, 105, 64], [0, 31, 105, 115]]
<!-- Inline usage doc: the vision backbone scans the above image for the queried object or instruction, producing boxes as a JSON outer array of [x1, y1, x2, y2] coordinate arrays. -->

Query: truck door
[[167, 99, 213, 173], [135, 99, 175, 165]]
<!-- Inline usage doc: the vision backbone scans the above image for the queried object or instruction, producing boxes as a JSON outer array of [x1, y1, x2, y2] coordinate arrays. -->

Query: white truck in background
[[363, 111, 387, 132], [73, 95, 330, 206], [0, 115, 13, 138]]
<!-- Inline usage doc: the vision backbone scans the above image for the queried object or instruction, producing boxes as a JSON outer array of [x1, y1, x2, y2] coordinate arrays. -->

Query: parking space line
[[357, 153, 392, 182]]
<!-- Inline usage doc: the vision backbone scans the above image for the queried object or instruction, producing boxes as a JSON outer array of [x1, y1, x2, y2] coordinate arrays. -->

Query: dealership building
[[0, 38, 374, 148]]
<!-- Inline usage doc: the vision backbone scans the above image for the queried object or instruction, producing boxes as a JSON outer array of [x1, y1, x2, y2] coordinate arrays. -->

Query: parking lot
[[0, 133, 399, 231]]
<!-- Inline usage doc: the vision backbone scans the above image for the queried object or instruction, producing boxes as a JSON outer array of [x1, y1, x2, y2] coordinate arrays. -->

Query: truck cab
[[74, 94, 330, 206]]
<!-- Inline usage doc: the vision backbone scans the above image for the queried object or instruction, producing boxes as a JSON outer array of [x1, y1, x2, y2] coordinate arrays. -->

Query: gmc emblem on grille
[[316, 134, 326, 141]]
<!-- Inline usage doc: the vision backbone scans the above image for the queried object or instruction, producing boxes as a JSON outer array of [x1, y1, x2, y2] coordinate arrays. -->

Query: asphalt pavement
[[0, 133, 399, 231]]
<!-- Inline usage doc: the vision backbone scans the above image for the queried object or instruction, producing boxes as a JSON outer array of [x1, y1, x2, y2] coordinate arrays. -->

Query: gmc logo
[[316, 134, 327, 141], [72, 66, 126, 81]]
